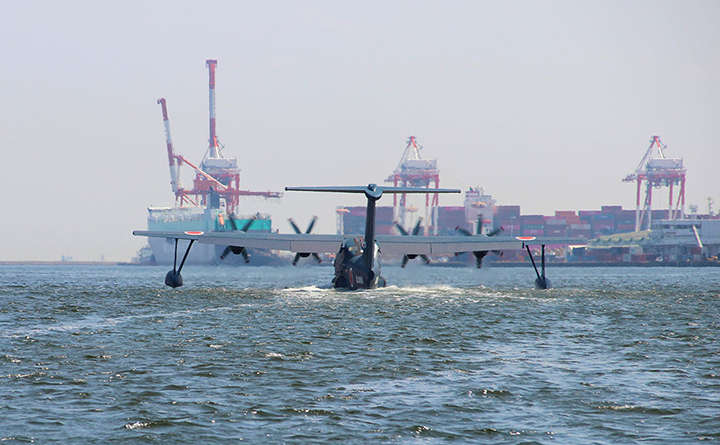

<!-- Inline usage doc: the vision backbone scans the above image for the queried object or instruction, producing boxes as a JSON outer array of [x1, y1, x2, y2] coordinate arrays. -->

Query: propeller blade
[[288, 217, 321, 265], [228, 213, 239, 231], [412, 218, 423, 236], [222, 215, 248, 262], [220, 245, 249, 262], [394, 222, 409, 236], [306, 216, 318, 234], [456, 226, 473, 237], [241, 217, 255, 233], [288, 218, 302, 234], [396, 220, 430, 266], [487, 227, 504, 237]]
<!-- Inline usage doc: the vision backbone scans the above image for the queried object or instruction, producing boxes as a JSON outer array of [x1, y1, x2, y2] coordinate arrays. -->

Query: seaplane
[[133, 184, 585, 290]]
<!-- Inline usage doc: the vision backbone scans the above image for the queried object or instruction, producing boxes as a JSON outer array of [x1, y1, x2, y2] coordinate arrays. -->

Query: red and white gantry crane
[[157, 60, 282, 215], [623, 135, 686, 231], [385, 136, 441, 235]]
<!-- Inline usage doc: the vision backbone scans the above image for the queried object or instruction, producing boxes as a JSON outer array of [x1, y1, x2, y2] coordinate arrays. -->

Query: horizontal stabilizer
[[374, 186, 460, 194], [286, 184, 460, 196], [286, 186, 369, 194]]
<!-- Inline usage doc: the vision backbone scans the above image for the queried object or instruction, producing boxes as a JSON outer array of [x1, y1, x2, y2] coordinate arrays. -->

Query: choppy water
[[1, 264, 719, 444]]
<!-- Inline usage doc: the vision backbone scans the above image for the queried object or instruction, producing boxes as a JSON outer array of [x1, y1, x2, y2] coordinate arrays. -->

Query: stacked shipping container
[[340, 204, 658, 239]]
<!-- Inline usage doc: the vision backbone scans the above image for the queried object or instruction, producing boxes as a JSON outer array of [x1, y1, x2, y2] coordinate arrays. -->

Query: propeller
[[220, 213, 255, 262], [455, 217, 504, 268], [394, 218, 430, 267], [288, 216, 322, 265], [477, 214, 503, 237]]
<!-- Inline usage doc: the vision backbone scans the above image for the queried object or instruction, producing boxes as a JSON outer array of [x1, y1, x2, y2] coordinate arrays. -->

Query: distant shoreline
[[0, 261, 128, 266], [1, 261, 718, 268], [437, 261, 720, 268]]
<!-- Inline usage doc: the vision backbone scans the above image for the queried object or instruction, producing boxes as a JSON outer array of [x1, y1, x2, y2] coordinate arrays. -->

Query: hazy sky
[[1, 1, 718, 261]]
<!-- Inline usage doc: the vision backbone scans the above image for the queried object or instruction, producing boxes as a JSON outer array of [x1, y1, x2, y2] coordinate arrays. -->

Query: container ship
[[142, 60, 282, 265]]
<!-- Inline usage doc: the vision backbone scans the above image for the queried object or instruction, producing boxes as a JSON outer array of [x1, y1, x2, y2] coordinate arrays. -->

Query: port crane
[[623, 136, 686, 231], [157, 60, 282, 215], [384, 136, 441, 235]]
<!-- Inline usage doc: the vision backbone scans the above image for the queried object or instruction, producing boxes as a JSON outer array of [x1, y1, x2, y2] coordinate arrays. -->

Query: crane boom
[[157, 98, 182, 194], [625, 135, 668, 181]]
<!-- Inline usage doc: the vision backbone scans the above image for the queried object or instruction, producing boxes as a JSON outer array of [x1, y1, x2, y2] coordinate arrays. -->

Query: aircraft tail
[[285, 184, 461, 273]]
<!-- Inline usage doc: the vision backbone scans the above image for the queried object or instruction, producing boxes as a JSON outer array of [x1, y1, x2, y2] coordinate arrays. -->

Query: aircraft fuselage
[[331, 238, 386, 290]]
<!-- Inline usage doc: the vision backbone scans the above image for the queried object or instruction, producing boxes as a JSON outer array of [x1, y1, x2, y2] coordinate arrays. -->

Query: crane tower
[[385, 136, 440, 235], [157, 60, 282, 214], [623, 136, 686, 231]]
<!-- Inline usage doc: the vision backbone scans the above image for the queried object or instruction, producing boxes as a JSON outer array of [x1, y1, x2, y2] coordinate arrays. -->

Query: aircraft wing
[[374, 235, 523, 255], [133, 231, 586, 256], [514, 236, 588, 246], [374, 235, 586, 255], [133, 230, 346, 253]]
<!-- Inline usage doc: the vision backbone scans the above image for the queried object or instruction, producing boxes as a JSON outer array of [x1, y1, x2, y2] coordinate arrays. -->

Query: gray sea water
[[1, 264, 719, 444]]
